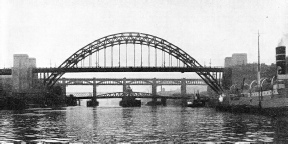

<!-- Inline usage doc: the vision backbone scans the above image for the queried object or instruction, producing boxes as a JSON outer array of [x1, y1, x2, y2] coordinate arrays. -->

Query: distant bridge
[[68, 92, 190, 99], [57, 77, 207, 86]]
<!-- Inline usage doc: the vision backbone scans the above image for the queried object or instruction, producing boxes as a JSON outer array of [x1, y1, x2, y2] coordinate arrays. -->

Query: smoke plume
[[278, 34, 288, 46]]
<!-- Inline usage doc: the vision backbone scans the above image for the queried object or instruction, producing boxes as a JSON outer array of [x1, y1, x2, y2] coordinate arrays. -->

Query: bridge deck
[[1, 67, 223, 75], [67, 92, 191, 99], [58, 78, 207, 85], [0, 69, 12, 75], [72, 96, 190, 99], [34, 66, 223, 73]]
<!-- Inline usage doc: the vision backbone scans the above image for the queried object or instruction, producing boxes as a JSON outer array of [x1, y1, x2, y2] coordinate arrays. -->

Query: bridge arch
[[45, 32, 223, 94]]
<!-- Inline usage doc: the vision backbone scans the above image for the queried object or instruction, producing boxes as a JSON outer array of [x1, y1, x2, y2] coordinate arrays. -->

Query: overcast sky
[[1, 0, 288, 68], [1, 0, 287, 92]]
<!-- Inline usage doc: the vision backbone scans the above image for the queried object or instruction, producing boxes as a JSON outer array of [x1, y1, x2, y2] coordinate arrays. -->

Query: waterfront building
[[224, 57, 232, 67], [12, 54, 37, 93], [232, 53, 247, 66], [224, 53, 247, 67]]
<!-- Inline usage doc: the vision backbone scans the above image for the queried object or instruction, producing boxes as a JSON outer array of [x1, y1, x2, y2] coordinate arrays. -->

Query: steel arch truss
[[45, 32, 223, 94]]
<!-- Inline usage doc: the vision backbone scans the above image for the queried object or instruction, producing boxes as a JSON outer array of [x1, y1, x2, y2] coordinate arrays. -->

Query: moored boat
[[217, 81, 288, 116], [216, 34, 288, 116], [187, 93, 207, 107]]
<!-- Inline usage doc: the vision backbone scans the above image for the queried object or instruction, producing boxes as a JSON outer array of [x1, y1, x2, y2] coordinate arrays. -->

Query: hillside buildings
[[224, 53, 247, 67]]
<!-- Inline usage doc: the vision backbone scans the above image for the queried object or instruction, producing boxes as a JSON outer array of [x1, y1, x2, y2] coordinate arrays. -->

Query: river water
[[0, 105, 288, 143]]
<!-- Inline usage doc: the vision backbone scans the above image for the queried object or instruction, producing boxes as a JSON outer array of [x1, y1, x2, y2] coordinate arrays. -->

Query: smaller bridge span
[[57, 78, 207, 86], [67, 92, 190, 99]]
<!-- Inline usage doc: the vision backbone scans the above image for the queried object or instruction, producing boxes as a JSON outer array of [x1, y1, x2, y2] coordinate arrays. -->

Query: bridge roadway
[[57, 77, 206, 85], [0, 69, 11, 75], [33, 66, 223, 73], [0, 67, 224, 75], [68, 92, 190, 100]]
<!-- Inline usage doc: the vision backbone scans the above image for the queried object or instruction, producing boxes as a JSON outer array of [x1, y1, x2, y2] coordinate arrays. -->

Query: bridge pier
[[161, 98, 167, 106], [66, 94, 77, 106], [181, 78, 187, 106], [120, 79, 141, 107], [87, 78, 99, 107], [146, 78, 160, 106], [61, 78, 67, 97], [123, 77, 127, 94], [119, 96, 141, 107], [93, 78, 97, 97], [87, 96, 99, 107], [152, 78, 157, 102], [77, 99, 81, 106]]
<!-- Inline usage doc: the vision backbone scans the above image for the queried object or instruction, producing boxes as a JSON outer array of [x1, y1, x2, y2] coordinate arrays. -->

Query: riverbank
[[0, 92, 67, 110]]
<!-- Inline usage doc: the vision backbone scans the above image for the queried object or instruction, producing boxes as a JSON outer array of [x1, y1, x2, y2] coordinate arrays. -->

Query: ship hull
[[216, 94, 288, 116], [216, 104, 288, 116], [187, 100, 206, 108]]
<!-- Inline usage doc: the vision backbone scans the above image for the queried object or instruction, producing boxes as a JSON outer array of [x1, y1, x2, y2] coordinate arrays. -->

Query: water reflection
[[0, 106, 287, 143], [272, 116, 288, 143], [0, 111, 15, 140], [65, 107, 94, 142]]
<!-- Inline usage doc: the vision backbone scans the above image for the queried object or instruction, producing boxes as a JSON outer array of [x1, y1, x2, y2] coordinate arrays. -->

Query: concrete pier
[[119, 96, 141, 107], [161, 98, 167, 106], [152, 78, 157, 102], [123, 77, 127, 94], [146, 78, 159, 106], [77, 100, 81, 106], [87, 97, 99, 107], [87, 78, 99, 107], [119, 84, 141, 107], [181, 78, 187, 106], [146, 98, 167, 106]]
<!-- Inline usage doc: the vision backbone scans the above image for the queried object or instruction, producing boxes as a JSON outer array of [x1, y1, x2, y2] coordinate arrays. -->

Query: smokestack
[[276, 46, 286, 74]]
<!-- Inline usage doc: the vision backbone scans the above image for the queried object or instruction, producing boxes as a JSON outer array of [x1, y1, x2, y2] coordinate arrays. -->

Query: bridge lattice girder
[[45, 32, 223, 94], [68, 92, 190, 99], [57, 78, 206, 85]]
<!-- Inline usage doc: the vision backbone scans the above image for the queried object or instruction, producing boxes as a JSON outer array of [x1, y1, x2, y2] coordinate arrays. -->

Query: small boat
[[187, 93, 206, 107]]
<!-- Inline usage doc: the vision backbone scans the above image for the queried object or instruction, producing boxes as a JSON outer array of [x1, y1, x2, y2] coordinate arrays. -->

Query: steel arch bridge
[[45, 32, 223, 94]]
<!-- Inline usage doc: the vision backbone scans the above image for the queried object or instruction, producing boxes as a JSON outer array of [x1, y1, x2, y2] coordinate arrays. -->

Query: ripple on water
[[0, 107, 287, 143], [13, 113, 45, 116]]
